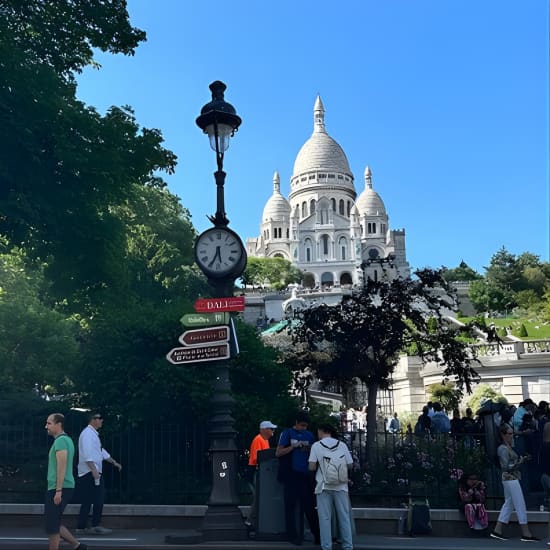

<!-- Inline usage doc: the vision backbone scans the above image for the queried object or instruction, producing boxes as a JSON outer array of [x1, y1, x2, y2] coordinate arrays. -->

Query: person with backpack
[[308, 423, 354, 550]]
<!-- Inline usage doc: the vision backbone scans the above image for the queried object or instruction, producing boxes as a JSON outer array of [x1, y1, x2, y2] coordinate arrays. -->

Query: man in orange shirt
[[245, 420, 277, 530]]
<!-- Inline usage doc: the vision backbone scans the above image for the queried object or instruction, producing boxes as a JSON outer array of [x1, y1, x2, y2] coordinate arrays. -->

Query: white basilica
[[246, 96, 410, 287]]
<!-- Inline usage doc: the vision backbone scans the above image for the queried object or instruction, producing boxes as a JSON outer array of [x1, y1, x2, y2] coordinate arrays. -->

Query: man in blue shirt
[[276, 411, 320, 546], [430, 403, 451, 434]]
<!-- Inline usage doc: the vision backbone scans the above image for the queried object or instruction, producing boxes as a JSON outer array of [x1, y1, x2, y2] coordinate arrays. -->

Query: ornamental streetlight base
[[201, 505, 249, 541]]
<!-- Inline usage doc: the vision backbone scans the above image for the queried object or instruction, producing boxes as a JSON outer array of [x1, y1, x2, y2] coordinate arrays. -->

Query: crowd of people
[[44, 399, 549, 549]]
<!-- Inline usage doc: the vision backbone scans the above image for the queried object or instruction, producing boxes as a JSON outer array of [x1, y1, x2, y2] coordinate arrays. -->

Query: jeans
[[77, 472, 105, 529], [316, 490, 353, 550]]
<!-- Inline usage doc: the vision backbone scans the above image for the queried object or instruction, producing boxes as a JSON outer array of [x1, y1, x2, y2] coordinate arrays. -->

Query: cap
[[260, 421, 277, 429]]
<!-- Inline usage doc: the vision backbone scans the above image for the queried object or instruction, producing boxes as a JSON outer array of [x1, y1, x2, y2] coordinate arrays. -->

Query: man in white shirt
[[76, 412, 122, 535], [309, 424, 354, 550]]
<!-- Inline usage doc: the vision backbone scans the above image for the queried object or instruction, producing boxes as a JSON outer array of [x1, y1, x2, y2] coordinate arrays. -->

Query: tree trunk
[[366, 382, 379, 467]]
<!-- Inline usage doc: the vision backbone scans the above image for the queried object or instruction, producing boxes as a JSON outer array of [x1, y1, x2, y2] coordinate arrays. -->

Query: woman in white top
[[490, 423, 539, 542]]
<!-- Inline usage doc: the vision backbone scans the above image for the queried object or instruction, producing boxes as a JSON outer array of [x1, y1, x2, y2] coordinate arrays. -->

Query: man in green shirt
[[45, 413, 87, 550]]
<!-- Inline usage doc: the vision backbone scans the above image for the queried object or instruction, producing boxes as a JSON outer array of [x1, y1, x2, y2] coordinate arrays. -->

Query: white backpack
[[319, 440, 349, 484]]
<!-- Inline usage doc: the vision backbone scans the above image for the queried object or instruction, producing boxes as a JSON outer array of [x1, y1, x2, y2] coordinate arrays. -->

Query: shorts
[[44, 488, 74, 534]]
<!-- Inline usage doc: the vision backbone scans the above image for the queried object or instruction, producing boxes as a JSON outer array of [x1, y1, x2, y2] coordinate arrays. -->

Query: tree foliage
[[468, 248, 550, 316], [291, 268, 481, 459], [0, 242, 81, 392], [442, 260, 482, 282], [242, 256, 302, 290]]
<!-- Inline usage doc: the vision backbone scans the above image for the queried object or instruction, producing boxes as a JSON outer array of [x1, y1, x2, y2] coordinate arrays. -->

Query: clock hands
[[208, 246, 223, 268]]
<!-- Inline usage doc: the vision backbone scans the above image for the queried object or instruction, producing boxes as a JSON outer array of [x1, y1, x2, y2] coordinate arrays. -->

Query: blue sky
[[76, 0, 549, 273]]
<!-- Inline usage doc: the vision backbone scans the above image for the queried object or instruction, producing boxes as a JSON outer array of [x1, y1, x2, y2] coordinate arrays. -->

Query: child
[[458, 472, 488, 531]]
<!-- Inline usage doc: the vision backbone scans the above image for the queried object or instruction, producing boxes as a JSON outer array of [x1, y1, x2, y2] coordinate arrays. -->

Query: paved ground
[[0, 527, 549, 549]]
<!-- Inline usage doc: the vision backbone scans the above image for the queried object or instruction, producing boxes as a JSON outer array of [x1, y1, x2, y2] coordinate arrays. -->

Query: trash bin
[[256, 448, 286, 539]]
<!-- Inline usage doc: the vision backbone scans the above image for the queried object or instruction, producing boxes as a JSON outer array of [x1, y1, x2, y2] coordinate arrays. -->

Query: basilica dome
[[292, 96, 353, 182], [355, 166, 387, 216], [262, 171, 290, 222]]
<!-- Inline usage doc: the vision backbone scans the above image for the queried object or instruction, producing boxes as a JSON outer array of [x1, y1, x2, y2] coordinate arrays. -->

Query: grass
[[458, 317, 550, 339]]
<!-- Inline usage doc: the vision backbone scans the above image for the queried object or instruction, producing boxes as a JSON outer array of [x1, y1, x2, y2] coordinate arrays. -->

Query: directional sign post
[[180, 312, 230, 327], [178, 326, 229, 347], [194, 296, 245, 313], [166, 343, 230, 365]]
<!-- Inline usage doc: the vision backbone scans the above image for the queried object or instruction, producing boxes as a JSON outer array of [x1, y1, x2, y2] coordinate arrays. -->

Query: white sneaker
[[87, 526, 112, 535]]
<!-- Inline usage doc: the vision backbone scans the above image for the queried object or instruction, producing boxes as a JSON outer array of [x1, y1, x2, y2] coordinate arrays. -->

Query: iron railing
[[0, 420, 544, 508]]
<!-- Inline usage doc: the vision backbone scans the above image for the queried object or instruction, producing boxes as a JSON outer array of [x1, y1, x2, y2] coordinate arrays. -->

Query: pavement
[[0, 527, 549, 550]]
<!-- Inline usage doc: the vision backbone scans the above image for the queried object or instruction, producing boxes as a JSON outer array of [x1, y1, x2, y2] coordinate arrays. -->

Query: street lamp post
[[194, 81, 247, 541]]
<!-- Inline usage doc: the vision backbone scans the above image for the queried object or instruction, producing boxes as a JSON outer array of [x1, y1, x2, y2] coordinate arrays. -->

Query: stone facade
[[246, 96, 410, 287]]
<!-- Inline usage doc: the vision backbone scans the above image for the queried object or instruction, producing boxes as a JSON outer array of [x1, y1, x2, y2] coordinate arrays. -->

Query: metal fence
[[0, 419, 544, 508], [0, 416, 211, 504]]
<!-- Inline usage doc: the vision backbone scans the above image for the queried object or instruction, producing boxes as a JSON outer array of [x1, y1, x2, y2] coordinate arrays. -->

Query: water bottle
[[94, 475, 100, 486]]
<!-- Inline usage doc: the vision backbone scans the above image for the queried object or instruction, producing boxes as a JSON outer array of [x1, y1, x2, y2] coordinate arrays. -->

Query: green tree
[[0, 243, 81, 392], [242, 257, 302, 290], [0, 0, 176, 305], [442, 261, 482, 282], [292, 269, 480, 461], [466, 384, 508, 414], [428, 382, 462, 412]]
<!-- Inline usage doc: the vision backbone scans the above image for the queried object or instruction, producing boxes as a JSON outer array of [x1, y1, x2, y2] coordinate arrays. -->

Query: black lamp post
[[194, 81, 247, 541], [196, 80, 242, 228]]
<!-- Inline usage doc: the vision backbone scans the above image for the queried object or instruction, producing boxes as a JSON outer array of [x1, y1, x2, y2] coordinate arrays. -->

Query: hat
[[260, 421, 277, 429]]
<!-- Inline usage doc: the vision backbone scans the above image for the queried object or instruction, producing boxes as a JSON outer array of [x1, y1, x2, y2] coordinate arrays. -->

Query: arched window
[[339, 199, 345, 215], [302, 202, 307, 218], [321, 234, 329, 256], [339, 236, 347, 260], [331, 198, 336, 211], [286, 228, 290, 238], [347, 201, 351, 217], [304, 238, 313, 262], [310, 199, 316, 214], [267, 229, 270, 239]]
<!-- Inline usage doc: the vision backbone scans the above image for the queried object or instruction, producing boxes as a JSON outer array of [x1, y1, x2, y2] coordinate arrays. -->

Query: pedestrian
[[245, 420, 277, 529], [388, 413, 400, 434], [76, 411, 122, 535], [44, 413, 87, 550], [490, 423, 540, 542], [276, 411, 320, 546], [308, 423, 353, 550], [430, 403, 450, 434], [414, 406, 431, 435]]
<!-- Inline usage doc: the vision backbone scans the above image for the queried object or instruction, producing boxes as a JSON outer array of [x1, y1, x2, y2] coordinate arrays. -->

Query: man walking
[[309, 423, 354, 550], [276, 411, 320, 546], [45, 413, 87, 550], [76, 412, 122, 535]]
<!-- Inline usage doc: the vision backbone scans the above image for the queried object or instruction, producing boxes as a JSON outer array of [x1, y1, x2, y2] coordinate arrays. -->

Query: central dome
[[292, 96, 352, 179]]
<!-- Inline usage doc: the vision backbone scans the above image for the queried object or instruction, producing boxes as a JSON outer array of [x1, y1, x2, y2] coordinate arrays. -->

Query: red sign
[[166, 343, 230, 365], [178, 326, 229, 347], [194, 296, 245, 313]]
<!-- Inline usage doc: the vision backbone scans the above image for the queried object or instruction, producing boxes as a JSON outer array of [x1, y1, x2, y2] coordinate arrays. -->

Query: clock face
[[195, 227, 245, 278]]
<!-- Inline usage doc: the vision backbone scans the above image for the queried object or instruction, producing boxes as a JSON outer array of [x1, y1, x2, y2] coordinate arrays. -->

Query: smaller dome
[[355, 166, 387, 216], [262, 171, 291, 222]]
